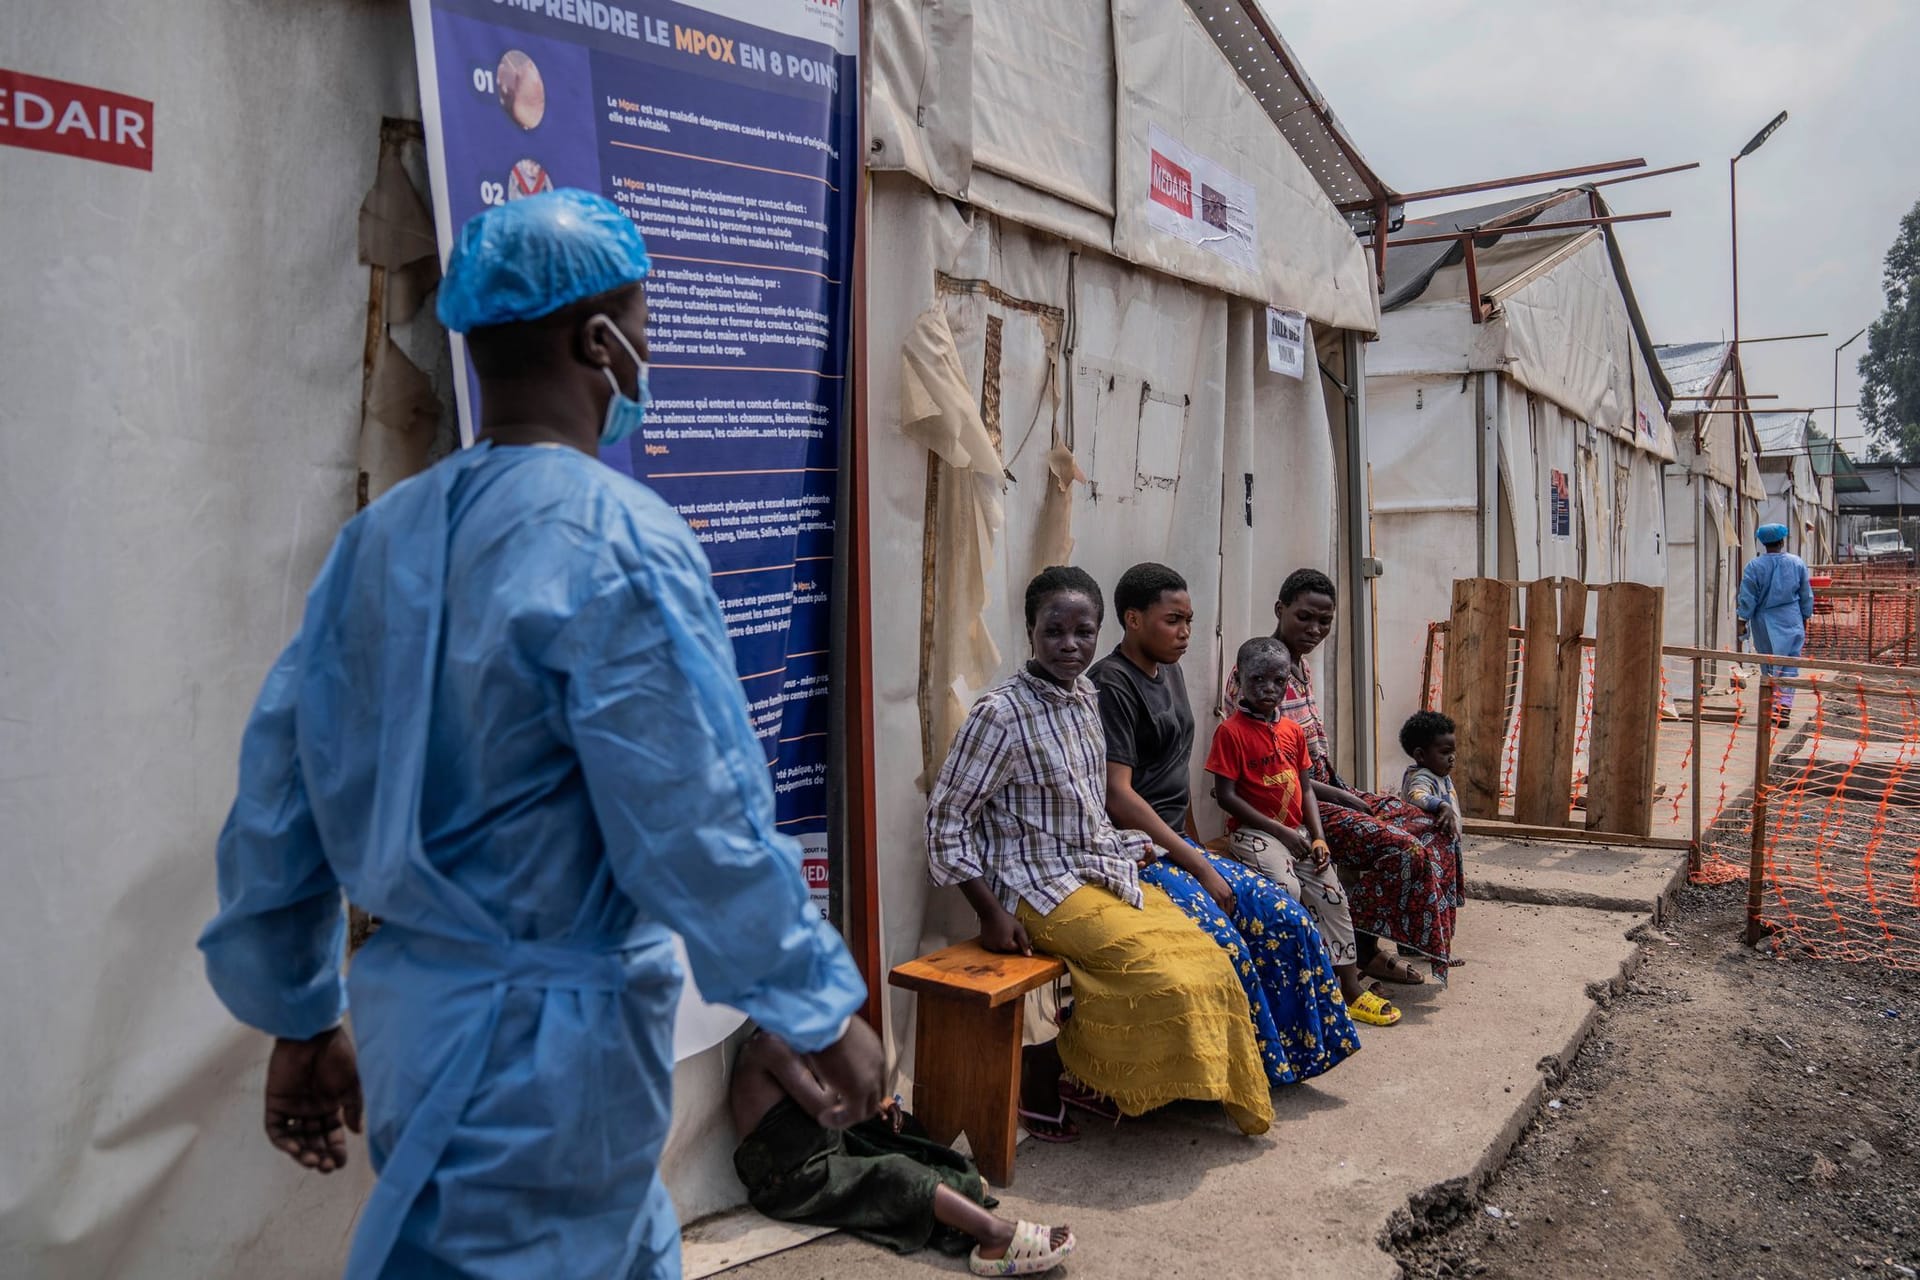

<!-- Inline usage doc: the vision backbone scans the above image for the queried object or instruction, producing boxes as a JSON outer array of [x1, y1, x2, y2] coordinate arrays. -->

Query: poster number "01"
[[472, 67, 497, 95]]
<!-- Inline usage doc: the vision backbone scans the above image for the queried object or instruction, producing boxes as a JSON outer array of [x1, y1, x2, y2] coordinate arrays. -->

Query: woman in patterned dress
[[1227, 569, 1462, 984]]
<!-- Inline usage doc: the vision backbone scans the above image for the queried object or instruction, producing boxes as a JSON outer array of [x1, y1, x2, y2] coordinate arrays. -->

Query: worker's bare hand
[[805, 1017, 886, 1130], [264, 1027, 363, 1174]]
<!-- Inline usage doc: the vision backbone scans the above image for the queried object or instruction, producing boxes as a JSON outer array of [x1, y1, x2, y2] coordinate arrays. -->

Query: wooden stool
[[888, 939, 1066, 1187]]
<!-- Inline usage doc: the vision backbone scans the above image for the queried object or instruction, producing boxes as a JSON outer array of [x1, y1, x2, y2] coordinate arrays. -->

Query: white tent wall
[[1662, 412, 1762, 698], [1760, 456, 1823, 558], [865, 168, 1347, 1093], [1366, 224, 1674, 780], [860, 0, 1378, 1125], [1367, 372, 1481, 770], [1666, 467, 1705, 662], [868, 0, 1378, 334], [0, 3, 417, 1275]]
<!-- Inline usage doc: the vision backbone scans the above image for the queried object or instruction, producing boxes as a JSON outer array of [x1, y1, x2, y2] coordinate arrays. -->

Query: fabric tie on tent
[[901, 304, 1005, 786]]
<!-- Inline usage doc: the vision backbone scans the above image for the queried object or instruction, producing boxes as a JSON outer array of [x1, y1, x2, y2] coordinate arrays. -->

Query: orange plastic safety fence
[[1420, 618, 1920, 971], [1698, 680, 1920, 971], [1804, 585, 1920, 666]]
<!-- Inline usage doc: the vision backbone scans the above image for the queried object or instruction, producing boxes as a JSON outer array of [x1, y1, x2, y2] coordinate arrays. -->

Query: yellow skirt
[[1018, 883, 1273, 1135]]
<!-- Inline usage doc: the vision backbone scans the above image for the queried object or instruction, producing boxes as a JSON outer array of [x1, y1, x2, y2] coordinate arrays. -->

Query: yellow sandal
[[1347, 989, 1402, 1026]]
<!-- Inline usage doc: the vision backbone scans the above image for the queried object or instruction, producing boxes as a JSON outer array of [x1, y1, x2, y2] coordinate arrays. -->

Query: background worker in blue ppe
[[1737, 521, 1817, 729], [199, 189, 882, 1280]]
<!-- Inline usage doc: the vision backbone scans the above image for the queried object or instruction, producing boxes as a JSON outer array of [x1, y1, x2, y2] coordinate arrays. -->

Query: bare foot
[[975, 1223, 1073, 1261]]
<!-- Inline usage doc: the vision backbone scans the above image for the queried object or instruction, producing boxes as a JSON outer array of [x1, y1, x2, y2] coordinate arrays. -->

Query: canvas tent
[[1, 4, 425, 1276], [1655, 342, 1765, 690], [1365, 188, 1676, 779], [860, 0, 1388, 1163], [1754, 411, 1835, 562]]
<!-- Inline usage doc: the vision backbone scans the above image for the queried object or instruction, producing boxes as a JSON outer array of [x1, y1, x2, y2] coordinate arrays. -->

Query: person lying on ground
[[1224, 568, 1462, 985], [925, 565, 1273, 1144], [1399, 710, 1465, 903], [730, 1029, 1074, 1277], [1091, 563, 1362, 1096], [1209, 637, 1400, 1027]]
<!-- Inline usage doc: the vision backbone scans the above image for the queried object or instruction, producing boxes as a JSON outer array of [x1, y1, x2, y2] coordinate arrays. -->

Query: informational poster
[[1146, 123, 1257, 274], [1265, 306, 1305, 379], [1550, 468, 1571, 540], [410, 0, 858, 942]]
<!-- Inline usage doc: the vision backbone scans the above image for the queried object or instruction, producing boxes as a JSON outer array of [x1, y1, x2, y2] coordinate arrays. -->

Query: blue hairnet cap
[[1757, 523, 1789, 545], [437, 189, 651, 333]]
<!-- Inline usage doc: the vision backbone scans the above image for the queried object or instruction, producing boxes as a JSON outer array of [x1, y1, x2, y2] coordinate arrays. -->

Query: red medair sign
[[1, 68, 152, 171]]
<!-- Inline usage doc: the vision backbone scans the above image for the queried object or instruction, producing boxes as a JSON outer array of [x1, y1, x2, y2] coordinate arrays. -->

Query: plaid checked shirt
[[926, 667, 1152, 915]]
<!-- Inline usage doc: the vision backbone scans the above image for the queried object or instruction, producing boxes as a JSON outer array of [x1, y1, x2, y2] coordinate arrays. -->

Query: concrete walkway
[[711, 845, 1665, 1279]]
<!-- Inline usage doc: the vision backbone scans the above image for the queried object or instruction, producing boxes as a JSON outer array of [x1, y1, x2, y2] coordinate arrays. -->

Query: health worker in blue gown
[[199, 189, 881, 1280], [1737, 521, 1817, 728]]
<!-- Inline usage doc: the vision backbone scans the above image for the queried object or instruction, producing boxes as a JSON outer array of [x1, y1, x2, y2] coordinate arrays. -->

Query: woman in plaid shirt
[[926, 567, 1272, 1143]]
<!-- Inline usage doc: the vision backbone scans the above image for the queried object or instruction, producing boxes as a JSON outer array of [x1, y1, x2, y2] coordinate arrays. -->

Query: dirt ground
[[1389, 883, 1920, 1280]]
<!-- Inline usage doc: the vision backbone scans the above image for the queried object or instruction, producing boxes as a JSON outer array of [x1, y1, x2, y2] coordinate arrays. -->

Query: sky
[[1271, 0, 1920, 455]]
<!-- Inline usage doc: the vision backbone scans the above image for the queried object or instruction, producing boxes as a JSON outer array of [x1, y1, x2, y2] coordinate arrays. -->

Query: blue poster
[[411, 0, 859, 919]]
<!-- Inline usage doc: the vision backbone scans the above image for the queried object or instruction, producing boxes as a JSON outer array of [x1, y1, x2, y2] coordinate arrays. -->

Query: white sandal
[[969, 1220, 1075, 1276]]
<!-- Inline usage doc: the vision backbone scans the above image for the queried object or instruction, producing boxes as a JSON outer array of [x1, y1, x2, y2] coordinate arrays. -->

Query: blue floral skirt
[[1140, 853, 1360, 1086]]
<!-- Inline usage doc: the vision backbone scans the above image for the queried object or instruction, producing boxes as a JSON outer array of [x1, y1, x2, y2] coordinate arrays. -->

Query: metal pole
[[1690, 654, 1703, 871], [1342, 329, 1377, 791], [1833, 343, 1841, 456], [1730, 155, 1741, 354], [1464, 239, 1484, 324], [1746, 676, 1773, 945]]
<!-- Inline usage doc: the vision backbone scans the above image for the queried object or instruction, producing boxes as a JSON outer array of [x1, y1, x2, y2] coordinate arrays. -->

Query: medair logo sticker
[[0, 68, 153, 172]]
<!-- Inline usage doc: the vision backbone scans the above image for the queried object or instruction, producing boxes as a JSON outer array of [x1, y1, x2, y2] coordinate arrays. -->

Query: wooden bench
[[888, 940, 1067, 1187]]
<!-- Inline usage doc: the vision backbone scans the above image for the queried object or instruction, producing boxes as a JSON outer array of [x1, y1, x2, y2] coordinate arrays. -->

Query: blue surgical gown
[[199, 441, 864, 1280], [1737, 548, 1816, 675]]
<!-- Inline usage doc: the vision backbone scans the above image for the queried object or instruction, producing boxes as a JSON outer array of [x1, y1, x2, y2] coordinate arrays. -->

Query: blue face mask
[[599, 323, 651, 446]]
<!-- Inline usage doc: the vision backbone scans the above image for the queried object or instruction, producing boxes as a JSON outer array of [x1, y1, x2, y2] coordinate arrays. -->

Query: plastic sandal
[[1057, 1076, 1122, 1124], [1347, 989, 1402, 1026], [1364, 954, 1426, 985], [1016, 1102, 1079, 1143], [969, 1221, 1077, 1276]]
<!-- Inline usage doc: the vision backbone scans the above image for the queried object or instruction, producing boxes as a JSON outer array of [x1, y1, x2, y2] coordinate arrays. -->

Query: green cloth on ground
[[732, 1098, 994, 1255]]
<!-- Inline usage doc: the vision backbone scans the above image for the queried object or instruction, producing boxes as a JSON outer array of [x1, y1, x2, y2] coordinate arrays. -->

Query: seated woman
[[730, 1028, 1074, 1277], [926, 566, 1273, 1143], [1090, 563, 1362, 1092], [1228, 569, 1462, 985]]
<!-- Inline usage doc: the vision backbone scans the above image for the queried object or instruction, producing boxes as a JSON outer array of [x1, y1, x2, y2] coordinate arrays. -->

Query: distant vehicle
[[1848, 528, 1915, 564]]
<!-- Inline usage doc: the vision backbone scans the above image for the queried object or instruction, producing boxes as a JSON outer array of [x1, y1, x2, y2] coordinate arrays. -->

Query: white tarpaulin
[[0, 4, 417, 1275], [868, 0, 1379, 333], [1366, 220, 1674, 778], [862, 168, 1345, 1113]]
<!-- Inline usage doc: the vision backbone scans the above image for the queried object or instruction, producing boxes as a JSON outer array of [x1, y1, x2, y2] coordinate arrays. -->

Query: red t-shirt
[[1205, 710, 1311, 831]]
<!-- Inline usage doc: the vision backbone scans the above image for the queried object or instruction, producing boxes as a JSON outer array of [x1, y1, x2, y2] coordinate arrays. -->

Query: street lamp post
[[1835, 327, 1866, 556], [1730, 109, 1789, 550]]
